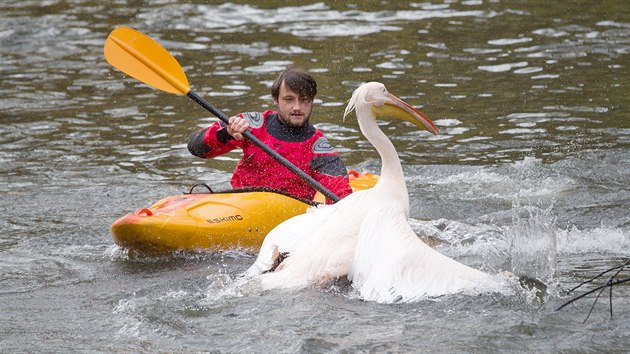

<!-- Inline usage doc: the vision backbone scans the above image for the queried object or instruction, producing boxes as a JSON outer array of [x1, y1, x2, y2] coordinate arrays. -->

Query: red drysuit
[[188, 110, 352, 203]]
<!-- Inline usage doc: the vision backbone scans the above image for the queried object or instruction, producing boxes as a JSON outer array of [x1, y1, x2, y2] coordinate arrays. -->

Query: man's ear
[[272, 97, 279, 105]]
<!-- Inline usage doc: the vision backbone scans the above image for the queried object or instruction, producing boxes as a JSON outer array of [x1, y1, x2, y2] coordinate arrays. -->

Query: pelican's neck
[[357, 105, 409, 203]]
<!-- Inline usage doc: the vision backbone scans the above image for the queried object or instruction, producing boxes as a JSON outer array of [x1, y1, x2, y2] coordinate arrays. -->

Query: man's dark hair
[[271, 68, 317, 100]]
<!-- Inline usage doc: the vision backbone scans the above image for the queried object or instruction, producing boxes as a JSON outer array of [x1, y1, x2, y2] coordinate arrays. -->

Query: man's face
[[274, 82, 313, 127]]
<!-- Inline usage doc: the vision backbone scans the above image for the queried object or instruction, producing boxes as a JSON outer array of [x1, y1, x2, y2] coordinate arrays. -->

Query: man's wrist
[[216, 127, 236, 144]]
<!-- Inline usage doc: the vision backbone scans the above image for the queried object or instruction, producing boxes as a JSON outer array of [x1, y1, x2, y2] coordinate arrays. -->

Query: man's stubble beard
[[278, 111, 311, 128]]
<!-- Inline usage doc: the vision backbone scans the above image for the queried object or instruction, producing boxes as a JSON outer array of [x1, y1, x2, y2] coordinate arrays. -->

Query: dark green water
[[1, 1, 628, 352]]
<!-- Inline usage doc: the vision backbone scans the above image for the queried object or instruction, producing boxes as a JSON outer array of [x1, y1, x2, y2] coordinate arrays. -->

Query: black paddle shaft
[[187, 91, 341, 203]]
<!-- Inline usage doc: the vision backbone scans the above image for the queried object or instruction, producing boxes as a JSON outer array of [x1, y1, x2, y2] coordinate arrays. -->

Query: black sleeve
[[187, 128, 212, 157]]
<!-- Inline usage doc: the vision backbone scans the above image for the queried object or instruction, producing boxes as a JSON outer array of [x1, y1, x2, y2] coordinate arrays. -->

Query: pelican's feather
[[349, 203, 495, 303]]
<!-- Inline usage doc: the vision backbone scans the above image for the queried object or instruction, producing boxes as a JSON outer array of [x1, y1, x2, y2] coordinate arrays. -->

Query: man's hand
[[227, 115, 250, 140]]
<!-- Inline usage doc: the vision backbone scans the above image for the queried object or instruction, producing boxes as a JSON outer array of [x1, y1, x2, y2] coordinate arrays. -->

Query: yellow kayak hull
[[111, 172, 378, 253]]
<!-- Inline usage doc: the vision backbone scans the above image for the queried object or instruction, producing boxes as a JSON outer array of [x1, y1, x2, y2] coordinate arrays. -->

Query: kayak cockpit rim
[[185, 185, 321, 207]]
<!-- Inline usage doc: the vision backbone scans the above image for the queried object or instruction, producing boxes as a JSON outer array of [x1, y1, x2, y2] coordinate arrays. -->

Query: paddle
[[104, 26, 341, 202]]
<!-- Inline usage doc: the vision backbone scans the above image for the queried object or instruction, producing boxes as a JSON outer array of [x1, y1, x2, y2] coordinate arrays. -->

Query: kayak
[[111, 171, 378, 253]]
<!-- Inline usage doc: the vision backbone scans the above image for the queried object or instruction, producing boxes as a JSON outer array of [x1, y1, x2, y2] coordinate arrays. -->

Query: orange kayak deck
[[111, 172, 378, 253]]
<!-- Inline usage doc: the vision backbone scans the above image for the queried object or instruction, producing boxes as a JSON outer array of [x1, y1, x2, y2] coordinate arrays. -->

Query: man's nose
[[292, 101, 303, 110]]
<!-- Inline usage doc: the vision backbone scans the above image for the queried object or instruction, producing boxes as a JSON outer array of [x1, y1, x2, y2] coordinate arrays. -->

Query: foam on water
[[558, 225, 630, 255], [405, 155, 629, 301]]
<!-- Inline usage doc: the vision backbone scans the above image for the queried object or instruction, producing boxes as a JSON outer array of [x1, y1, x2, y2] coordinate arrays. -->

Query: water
[[1, 0, 629, 352]]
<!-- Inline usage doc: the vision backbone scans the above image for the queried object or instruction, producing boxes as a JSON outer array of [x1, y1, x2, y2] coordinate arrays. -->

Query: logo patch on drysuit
[[312, 137, 335, 154], [243, 112, 264, 129]]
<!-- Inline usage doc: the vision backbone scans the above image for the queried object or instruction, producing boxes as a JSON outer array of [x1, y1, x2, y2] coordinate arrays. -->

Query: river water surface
[[1, 0, 629, 352]]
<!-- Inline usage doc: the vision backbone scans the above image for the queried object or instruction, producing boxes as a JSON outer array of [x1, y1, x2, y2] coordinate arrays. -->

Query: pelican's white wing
[[257, 190, 375, 289], [349, 204, 494, 303], [243, 204, 336, 277]]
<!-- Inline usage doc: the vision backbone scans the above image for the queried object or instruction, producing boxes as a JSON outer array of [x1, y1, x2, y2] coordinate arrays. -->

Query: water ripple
[[138, 3, 496, 38]]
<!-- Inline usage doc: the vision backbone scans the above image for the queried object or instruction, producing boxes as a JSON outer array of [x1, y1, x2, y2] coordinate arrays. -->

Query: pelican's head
[[343, 82, 438, 135]]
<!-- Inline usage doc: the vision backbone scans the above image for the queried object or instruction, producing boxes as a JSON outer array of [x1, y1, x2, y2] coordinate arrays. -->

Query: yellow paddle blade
[[104, 26, 190, 95]]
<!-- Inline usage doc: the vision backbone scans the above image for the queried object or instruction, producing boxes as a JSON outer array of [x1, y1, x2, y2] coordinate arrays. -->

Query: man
[[187, 68, 352, 204]]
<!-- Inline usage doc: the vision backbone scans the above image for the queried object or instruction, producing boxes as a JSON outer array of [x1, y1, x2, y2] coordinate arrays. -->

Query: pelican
[[244, 82, 497, 302]]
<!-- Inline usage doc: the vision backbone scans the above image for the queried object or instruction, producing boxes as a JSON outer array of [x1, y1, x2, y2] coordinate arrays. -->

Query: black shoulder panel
[[310, 155, 347, 177]]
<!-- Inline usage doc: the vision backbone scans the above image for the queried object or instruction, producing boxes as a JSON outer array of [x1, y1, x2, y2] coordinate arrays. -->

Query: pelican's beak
[[372, 93, 439, 135]]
